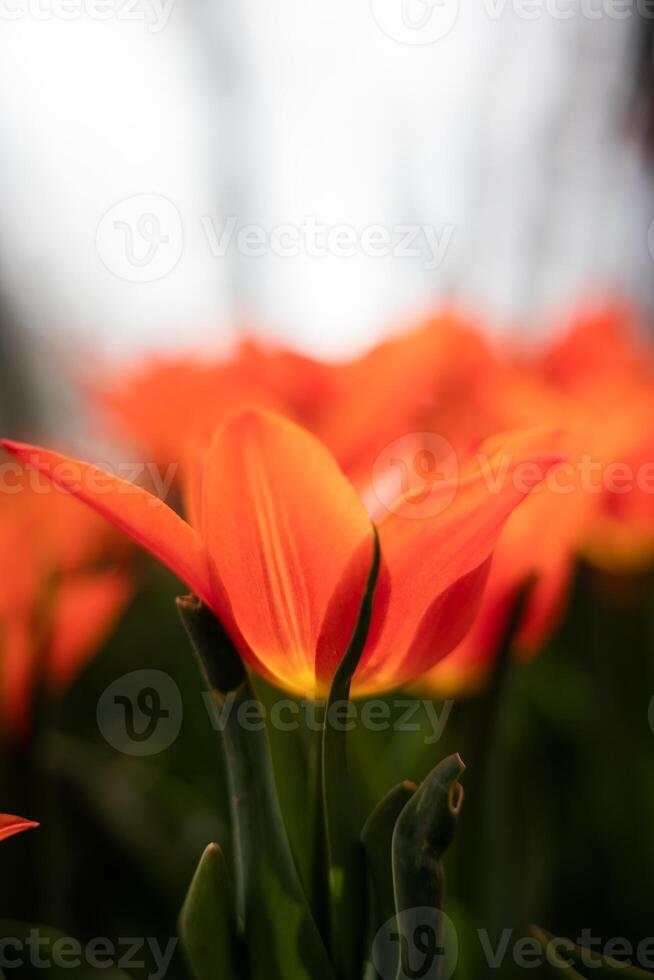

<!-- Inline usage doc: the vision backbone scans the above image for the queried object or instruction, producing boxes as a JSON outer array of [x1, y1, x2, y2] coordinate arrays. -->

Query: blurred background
[[1, 0, 654, 386], [1, 4, 654, 979]]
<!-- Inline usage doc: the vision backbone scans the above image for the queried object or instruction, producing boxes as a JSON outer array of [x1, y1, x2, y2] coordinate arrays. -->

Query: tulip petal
[[356, 432, 563, 693], [0, 615, 35, 738], [0, 441, 213, 607], [0, 813, 38, 842], [48, 569, 132, 693], [201, 410, 374, 695], [318, 315, 493, 489]]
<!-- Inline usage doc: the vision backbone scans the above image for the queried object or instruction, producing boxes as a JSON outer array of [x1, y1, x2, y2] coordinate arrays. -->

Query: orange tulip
[[2, 411, 560, 697], [96, 308, 652, 689], [94, 315, 495, 496], [422, 489, 582, 692], [482, 307, 654, 562], [96, 338, 334, 477], [0, 469, 131, 734], [543, 308, 654, 570], [424, 306, 654, 691], [0, 813, 38, 842], [315, 312, 498, 491]]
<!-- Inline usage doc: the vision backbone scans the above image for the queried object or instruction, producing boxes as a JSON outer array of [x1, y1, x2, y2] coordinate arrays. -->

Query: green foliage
[[2, 558, 654, 979], [321, 529, 380, 980], [362, 781, 416, 943], [178, 596, 334, 980], [0, 921, 131, 979], [179, 843, 241, 980], [176, 530, 465, 980], [531, 926, 654, 979]]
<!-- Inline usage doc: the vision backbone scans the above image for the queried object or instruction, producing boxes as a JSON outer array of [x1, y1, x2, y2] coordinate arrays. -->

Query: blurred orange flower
[[539, 308, 654, 570], [96, 338, 334, 477], [425, 305, 654, 691], [0, 468, 132, 735], [89, 306, 654, 692], [2, 411, 559, 697], [94, 314, 491, 488], [0, 813, 38, 842], [315, 312, 497, 491]]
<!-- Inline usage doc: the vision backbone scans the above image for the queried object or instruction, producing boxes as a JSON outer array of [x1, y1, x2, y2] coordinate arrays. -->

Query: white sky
[[0, 0, 649, 363]]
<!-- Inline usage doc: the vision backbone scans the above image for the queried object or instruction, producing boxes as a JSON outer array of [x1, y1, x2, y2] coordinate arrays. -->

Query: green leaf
[[391, 753, 465, 980], [362, 782, 416, 935], [248, 676, 317, 903], [362, 782, 416, 980], [178, 596, 334, 980], [530, 926, 654, 979], [322, 528, 381, 980], [0, 921, 131, 978], [179, 843, 241, 980]]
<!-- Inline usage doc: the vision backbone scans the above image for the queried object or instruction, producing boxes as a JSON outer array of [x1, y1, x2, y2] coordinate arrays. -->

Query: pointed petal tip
[[1, 438, 26, 455], [0, 816, 39, 842], [0, 438, 47, 460], [218, 405, 276, 433]]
